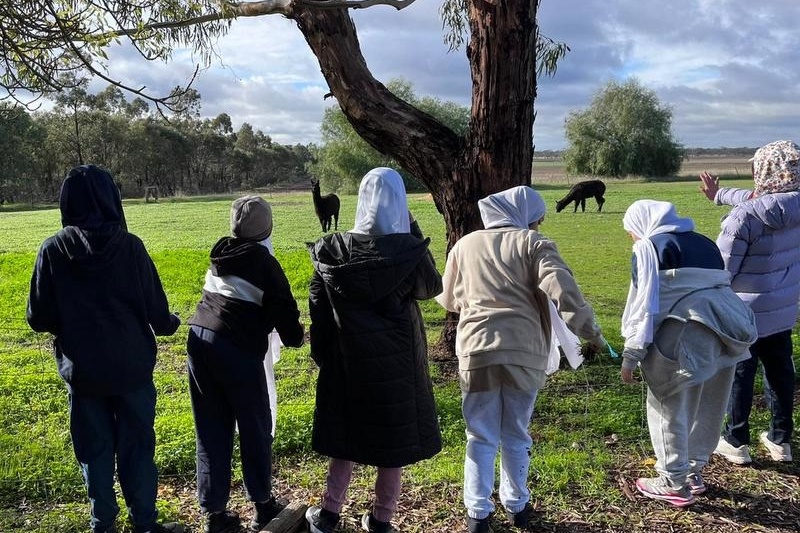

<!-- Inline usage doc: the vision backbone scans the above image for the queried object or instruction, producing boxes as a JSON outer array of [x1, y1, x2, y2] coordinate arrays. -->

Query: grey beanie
[[230, 195, 273, 241]]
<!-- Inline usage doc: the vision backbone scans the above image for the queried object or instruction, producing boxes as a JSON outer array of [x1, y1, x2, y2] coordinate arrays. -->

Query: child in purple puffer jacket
[[699, 139, 800, 465]]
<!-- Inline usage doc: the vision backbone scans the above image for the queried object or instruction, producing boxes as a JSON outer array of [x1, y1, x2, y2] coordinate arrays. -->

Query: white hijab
[[621, 200, 694, 349], [478, 185, 546, 229], [351, 167, 410, 235]]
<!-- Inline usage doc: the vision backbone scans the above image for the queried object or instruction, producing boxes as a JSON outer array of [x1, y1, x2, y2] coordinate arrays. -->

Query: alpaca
[[555, 180, 606, 213], [311, 178, 340, 232]]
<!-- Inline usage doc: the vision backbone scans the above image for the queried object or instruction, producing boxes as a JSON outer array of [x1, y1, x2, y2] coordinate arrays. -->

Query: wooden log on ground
[[262, 500, 308, 533]]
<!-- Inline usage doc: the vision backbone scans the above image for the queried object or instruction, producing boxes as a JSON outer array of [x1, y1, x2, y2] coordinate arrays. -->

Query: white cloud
[[29, 1, 800, 150]]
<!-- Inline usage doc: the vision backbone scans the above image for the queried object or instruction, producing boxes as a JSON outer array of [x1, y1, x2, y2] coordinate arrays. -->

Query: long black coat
[[308, 222, 443, 468]]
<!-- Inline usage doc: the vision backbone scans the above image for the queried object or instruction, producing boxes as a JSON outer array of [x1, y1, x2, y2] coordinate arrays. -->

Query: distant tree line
[[0, 79, 313, 204]]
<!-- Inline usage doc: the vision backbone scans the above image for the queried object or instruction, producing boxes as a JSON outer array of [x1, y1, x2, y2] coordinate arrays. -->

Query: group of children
[[26, 139, 800, 533]]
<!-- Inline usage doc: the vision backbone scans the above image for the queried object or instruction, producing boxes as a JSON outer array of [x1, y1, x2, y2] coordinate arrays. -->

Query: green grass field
[[1, 177, 798, 532]]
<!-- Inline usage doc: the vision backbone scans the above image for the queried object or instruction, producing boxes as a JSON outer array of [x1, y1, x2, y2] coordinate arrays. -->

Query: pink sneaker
[[635, 477, 696, 507], [686, 473, 707, 495]]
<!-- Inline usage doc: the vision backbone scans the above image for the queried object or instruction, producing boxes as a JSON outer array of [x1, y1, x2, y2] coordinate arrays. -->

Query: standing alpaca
[[311, 178, 340, 232], [555, 179, 606, 213]]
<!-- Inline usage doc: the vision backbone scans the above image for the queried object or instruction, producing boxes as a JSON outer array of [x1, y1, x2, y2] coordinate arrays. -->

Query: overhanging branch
[[97, 0, 418, 38]]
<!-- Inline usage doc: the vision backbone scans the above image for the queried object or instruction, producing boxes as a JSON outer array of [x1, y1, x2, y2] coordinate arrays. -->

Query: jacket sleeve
[[135, 240, 180, 336], [715, 187, 754, 206], [716, 212, 749, 282], [535, 239, 603, 344], [26, 244, 58, 334], [261, 257, 304, 348], [410, 222, 443, 300], [308, 270, 336, 367]]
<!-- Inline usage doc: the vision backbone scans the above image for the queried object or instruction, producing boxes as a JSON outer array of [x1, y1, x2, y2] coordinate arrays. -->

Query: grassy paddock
[[0, 178, 798, 532]]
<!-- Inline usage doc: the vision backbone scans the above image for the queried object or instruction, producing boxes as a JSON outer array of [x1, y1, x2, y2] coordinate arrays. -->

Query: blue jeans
[[187, 326, 274, 513], [724, 329, 795, 446], [462, 386, 538, 520], [69, 383, 159, 533]]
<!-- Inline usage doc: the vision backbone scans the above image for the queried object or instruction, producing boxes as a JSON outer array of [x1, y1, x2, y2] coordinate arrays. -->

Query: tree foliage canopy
[[311, 79, 469, 193], [563, 79, 684, 178]]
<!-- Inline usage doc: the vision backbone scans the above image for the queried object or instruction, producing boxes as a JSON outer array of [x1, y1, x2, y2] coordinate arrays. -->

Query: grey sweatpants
[[646, 365, 735, 487]]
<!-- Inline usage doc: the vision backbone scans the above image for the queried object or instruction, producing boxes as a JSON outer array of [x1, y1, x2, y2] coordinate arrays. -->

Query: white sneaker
[[759, 431, 793, 462], [713, 436, 752, 465]]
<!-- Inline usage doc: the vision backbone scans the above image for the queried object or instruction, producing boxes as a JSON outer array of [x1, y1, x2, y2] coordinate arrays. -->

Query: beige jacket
[[436, 228, 603, 372]]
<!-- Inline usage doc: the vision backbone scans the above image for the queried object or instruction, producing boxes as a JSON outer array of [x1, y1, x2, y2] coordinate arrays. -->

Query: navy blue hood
[[60, 165, 126, 232]]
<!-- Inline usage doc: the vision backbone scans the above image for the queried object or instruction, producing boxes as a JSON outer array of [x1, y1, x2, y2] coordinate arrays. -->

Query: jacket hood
[[737, 191, 800, 230], [53, 225, 125, 269], [209, 237, 267, 275], [309, 232, 431, 302], [60, 165, 126, 231]]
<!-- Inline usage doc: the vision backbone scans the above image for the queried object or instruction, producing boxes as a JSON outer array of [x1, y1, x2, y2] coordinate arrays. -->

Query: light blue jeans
[[462, 386, 538, 519]]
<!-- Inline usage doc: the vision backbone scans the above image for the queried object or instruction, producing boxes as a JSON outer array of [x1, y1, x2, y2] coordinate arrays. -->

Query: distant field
[[532, 155, 753, 183]]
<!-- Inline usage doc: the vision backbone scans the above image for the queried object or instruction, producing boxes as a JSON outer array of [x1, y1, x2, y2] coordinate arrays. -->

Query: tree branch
[[91, 0, 417, 39]]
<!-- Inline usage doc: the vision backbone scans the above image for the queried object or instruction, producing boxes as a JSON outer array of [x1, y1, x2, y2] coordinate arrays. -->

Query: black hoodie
[[188, 237, 304, 355], [26, 165, 180, 396]]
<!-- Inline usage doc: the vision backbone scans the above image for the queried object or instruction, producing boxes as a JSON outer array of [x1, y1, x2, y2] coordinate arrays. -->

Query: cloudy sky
[[96, 0, 800, 150]]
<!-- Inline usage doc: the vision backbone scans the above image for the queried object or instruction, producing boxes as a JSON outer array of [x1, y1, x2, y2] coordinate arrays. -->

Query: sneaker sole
[[712, 450, 752, 465], [635, 479, 696, 507], [759, 434, 793, 462]]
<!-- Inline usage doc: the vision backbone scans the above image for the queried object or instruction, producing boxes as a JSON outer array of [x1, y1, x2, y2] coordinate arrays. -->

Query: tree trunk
[[293, 1, 538, 356]]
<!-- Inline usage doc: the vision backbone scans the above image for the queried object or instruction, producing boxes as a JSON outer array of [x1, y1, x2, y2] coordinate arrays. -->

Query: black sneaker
[[249, 496, 288, 531], [467, 515, 492, 533], [361, 511, 398, 533], [206, 510, 241, 533], [507, 502, 533, 527], [305, 506, 340, 533]]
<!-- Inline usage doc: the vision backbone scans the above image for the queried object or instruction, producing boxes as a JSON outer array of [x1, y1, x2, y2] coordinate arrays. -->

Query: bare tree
[[1, 0, 567, 352]]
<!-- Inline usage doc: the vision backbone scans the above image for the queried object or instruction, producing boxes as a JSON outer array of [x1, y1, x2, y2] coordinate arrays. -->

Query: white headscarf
[[621, 200, 694, 349], [351, 167, 410, 235], [478, 186, 546, 229]]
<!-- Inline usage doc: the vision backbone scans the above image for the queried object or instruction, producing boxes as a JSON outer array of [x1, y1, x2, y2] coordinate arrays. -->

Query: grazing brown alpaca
[[311, 178, 340, 232], [556, 180, 606, 213]]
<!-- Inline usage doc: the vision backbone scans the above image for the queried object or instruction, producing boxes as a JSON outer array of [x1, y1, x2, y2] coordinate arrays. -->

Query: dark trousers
[[724, 329, 795, 446], [69, 382, 159, 533], [187, 326, 274, 513]]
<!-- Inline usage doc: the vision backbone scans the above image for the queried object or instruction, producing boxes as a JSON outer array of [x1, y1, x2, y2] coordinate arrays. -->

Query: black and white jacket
[[189, 237, 304, 355]]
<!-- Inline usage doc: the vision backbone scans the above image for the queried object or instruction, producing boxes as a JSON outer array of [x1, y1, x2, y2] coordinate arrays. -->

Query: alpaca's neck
[[312, 188, 323, 213]]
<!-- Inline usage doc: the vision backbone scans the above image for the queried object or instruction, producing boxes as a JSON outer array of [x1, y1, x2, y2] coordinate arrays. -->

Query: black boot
[[206, 510, 240, 533], [249, 496, 288, 531]]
